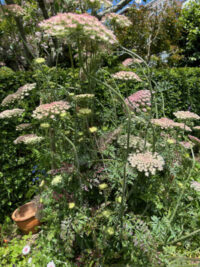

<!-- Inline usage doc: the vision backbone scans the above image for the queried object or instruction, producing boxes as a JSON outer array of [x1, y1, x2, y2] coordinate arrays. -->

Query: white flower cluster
[[32, 101, 70, 120], [174, 111, 200, 120], [112, 71, 142, 81], [16, 123, 32, 131], [51, 175, 63, 186], [0, 108, 24, 119], [118, 135, 150, 151], [14, 134, 43, 145], [1, 83, 36, 106], [128, 151, 164, 177]]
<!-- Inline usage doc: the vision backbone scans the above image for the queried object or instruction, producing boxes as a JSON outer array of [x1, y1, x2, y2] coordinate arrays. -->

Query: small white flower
[[22, 245, 31, 255], [28, 257, 32, 264], [47, 261, 56, 267]]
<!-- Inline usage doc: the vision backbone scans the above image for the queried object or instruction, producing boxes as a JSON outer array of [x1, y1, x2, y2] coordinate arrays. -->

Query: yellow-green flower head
[[89, 126, 97, 133], [116, 196, 122, 203], [69, 93, 75, 97], [167, 139, 175, 144], [51, 175, 62, 186], [102, 210, 111, 218], [78, 108, 92, 116], [69, 202, 75, 209], [39, 180, 45, 187], [34, 58, 45, 64], [107, 227, 114, 235], [40, 123, 50, 129], [99, 183, 108, 190], [60, 112, 67, 118]]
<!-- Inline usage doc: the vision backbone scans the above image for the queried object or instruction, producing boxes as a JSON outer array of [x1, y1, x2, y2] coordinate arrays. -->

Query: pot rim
[[12, 202, 37, 222]]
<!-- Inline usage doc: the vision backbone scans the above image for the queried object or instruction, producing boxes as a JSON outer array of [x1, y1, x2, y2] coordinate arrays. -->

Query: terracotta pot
[[12, 202, 41, 234]]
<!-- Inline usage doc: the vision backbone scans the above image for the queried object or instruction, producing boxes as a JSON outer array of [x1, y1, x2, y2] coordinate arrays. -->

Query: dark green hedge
[[151, 67, 200, 117]]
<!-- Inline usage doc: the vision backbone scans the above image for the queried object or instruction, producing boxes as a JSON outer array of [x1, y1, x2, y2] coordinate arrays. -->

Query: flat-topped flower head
[[118, 134, 150, 151], [191, 181, 200, 192], [180, 141, 194, 149], [16, 83, 36, 100], [14, 134, 43, 145], [125, 90, 151, 113], [1, 83, 36, 106], [188, 135, 200, 146], [151, 117, 192, 131], [128, 151, 164, 177], [0, 108, 24, 119], [112, 71, 142, 81], [32, 101, 70, 120], [151, 118, 175, 129], [2, 4, 25, 17], [102, 13, 132, 28], [39, 13, 118, 46], [1, 93, 18, 106], [16, 123, 32, 131], [174, 111, 200, 120], [193, 126, 200, 130], [173, 122, 192, 132]]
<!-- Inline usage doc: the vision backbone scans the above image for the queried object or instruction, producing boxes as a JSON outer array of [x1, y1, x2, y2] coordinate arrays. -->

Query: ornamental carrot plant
[[1, 2, 200, 267]]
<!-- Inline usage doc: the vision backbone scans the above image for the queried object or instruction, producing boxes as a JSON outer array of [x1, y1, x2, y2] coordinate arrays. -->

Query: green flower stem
[[64, 135, 82, 205], [165, 148, 195, 244], [169, 228, 200, 245]]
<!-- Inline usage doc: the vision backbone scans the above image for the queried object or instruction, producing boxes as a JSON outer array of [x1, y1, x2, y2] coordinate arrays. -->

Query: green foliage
[[179, 0, 200, 66], [151, 67, 200, 117]]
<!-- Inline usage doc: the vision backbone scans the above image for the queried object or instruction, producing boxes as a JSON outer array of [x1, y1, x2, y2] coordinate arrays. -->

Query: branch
[[97, 0, 133, 19]]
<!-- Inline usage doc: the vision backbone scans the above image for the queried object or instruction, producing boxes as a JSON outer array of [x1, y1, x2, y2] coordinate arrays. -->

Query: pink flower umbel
[[32, 101, 70, 120], [39, 13, 117, 46], [22, 245, 30, 255], [47, 261, 56, 267], [112, 71, 142, 81], [125, 90, 151, 113]]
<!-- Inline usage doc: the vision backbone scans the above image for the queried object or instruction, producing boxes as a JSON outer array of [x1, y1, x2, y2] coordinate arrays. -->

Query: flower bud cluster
[[14, 134, 43, 145], [32, 101, 70, 120], [0, 108, 24, 119], [128, 151, 164, 176], [174, 111, 200, 120], [191, 181, 200, 192], [180, 141, 194, 149], [125, 90, 151, 113], [39, 13, 118, 46], [102, 13, 132, 28], [112, 71, 142, 81]]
